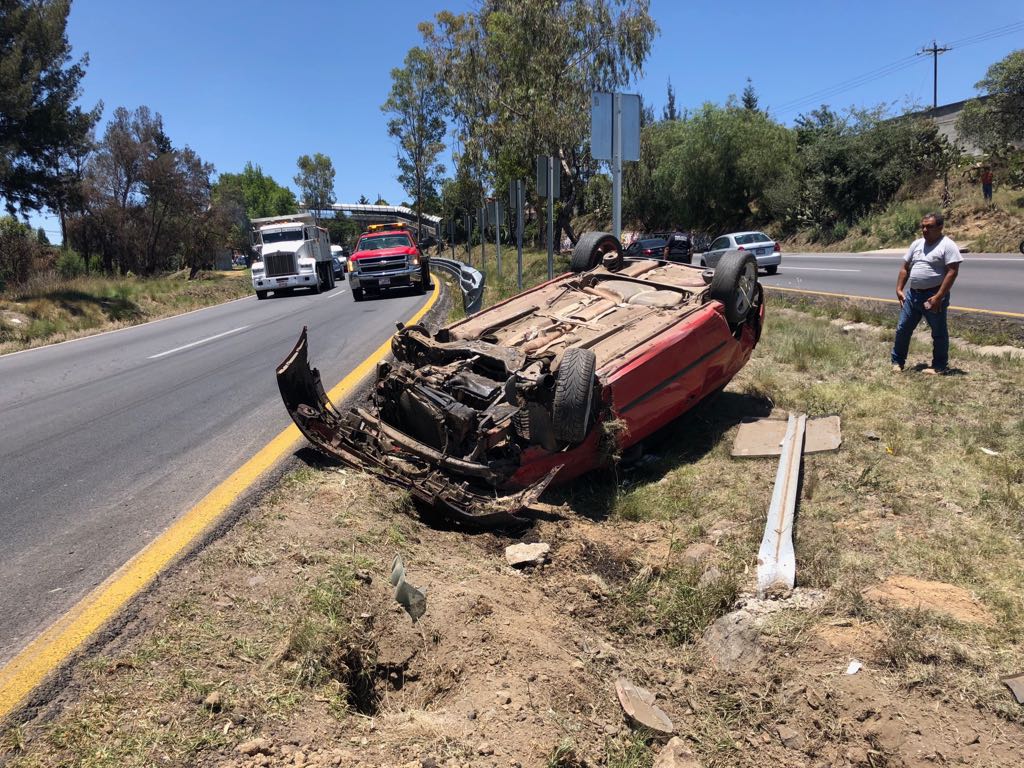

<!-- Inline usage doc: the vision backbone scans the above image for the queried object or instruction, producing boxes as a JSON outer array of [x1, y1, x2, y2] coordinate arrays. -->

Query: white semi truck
[[249, 214, 335, 299]]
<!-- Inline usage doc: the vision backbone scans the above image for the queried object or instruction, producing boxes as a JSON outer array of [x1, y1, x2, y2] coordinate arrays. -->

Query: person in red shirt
[[981, 167, 993, 203]]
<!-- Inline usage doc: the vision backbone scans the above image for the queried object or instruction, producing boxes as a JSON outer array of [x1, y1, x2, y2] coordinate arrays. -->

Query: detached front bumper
[[276, 328, 557, 527], [348, 264, 422, 291]]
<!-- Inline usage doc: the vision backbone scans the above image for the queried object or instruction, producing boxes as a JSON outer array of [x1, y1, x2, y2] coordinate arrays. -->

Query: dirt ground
[[2, 305, 1023, 768]]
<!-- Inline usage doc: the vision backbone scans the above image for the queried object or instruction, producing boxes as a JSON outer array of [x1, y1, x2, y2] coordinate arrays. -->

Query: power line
[[772, 19, 1024, 118]]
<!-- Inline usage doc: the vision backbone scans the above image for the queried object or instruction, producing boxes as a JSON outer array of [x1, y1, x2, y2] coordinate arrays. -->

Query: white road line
[[147, 326, 250, 359], [327, 288, 347, 299], [780, 266, 861, 272]]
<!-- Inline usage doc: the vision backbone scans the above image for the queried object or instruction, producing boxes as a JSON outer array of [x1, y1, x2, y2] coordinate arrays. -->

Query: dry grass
[[0, 270, 252, 354]]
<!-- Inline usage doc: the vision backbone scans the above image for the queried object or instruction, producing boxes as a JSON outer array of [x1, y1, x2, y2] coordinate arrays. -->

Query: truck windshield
[[359, 235, 412, 251], [261, 229, 303, 244]]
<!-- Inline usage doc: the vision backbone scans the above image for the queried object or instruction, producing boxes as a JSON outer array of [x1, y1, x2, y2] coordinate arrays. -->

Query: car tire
[[1019, 239, 1024, 255], [552, 347, 597, 444], [700, 258, 707, 267], [709, 251, 758, 325], [765, 265, 778, 275], [570, 232, 621, 273], [256, 290, 268, 300], [352, 287, 364, 302]]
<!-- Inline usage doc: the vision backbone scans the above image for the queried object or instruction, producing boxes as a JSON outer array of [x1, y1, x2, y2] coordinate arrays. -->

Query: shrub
[[56, 249, 87, 279], [0, 216, 45, 292]]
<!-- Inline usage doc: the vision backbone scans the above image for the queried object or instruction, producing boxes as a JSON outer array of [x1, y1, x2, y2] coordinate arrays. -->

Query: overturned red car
[[277, 232, 764, 526]]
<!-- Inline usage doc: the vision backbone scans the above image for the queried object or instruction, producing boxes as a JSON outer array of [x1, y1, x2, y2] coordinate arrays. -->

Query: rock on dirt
[[653, 737, 702, 767], [615, 677, 674, 735], [505, 542, 550, 567], [702, 609, 764, 672], [235, 738, 272, 756]]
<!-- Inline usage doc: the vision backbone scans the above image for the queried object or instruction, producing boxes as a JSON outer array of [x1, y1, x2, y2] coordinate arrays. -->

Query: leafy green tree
[[742, 78, 759, 111], [419, 0, 657, 246], [382, 47, 447, 240], [662, 79, 678, 121], [957, 49, 1024, 153], [793, 106, 946, 237], [294, 153, 335, 223], [213, 163, 297, 219], [0, 0, 100, 217]]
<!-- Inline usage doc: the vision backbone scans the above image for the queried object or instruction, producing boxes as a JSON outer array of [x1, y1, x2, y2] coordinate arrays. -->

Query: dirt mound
[[863, 576, 993, 625]]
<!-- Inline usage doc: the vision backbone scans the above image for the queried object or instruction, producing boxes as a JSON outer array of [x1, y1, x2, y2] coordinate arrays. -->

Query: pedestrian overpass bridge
[[326, 203, 442, 239]]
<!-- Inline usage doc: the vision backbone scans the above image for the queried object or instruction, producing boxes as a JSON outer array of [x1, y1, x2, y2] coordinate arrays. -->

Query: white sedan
[[699, 231, 781, 274]]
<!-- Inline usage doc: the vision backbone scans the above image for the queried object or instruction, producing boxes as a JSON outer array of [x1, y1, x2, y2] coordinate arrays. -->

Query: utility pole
[[918, 40, 951, 110]]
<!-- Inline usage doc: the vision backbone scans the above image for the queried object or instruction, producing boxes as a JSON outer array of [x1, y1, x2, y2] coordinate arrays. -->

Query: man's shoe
[[891, 363, 904, 372], [922, 367, 946, 375]]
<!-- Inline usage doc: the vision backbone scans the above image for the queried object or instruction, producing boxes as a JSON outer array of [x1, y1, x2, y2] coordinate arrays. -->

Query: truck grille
[[357, 255, 408, 274], [264, 252, 296, 277]]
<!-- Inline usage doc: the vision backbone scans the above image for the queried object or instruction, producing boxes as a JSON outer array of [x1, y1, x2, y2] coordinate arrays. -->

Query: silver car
[[699, 231, 781, 274]]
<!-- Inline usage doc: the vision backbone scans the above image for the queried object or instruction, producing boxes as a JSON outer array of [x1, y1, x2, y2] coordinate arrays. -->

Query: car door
[[704, 236, 732, 268]]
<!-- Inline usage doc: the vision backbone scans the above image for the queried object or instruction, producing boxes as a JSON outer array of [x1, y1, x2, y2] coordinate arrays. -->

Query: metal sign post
[[509, 180, 524, 290], [536, 156, 560, 280], [479, 204, 485, 273], [488, 199, 502, 280], [448, 218, 456, 260], [463, 213, 471, 263], [591, 92, 640, 242]]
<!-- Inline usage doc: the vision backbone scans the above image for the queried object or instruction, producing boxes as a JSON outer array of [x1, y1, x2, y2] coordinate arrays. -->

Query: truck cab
[[347, 224, 430, 302], [249, 214, 335, 299]]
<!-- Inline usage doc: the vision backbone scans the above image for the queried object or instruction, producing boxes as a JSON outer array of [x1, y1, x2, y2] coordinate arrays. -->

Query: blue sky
[[29, 0, 1024, 239]]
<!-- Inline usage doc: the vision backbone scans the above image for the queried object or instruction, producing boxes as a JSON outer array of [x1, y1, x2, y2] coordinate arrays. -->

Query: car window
[[710, 237, 730, 250], [735, 234, 761, 245], [641, 238, 666, 248], [755, 233, 772, 243]]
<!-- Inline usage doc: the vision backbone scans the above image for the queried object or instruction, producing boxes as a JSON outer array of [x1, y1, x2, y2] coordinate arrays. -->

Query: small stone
[[496, 693, 512, 705], [505, 542, 550, 567], [777, 725, 804, 749], [354, 570, 372, 584], [615, 678, 674, 735], [698, 566, 723, 589], [467, 709, 478, 720], [155, 713, 171, 725], [477, 742, 494, 755], [236, 738, 272, 756], [652, 737, 702, 768], [202, 691, 223, 711], [681, 543, 717, 567], [420, 759, 441, 768]]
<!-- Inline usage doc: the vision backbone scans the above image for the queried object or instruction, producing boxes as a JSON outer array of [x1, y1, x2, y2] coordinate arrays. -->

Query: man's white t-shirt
[[904, 235, 962, 290]]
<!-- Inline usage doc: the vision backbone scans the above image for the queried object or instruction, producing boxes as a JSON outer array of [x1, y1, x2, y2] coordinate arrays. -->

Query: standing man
[[891, 213, 962, 374], [980, 166, 993, 204]]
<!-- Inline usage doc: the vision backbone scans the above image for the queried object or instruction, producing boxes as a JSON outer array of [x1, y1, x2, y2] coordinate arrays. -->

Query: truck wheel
[[256, 290, 268, 300], [327, 268, 335, 289], [570, 232, 621, 273], [709, 251, 758, 325], [552, 347, 597, 444], [414, 277, 426, 295], [352, 287, 364, 302]]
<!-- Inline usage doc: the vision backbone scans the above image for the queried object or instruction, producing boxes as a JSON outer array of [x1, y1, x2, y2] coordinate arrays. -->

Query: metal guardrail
[[431, 257, 485, 314]]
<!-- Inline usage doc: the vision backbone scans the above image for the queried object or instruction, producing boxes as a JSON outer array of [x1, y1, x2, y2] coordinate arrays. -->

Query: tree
[[957, 49, 1024, 152], [0, 0, 99, 216], [742, 78, 759, 112], [213, 163, 296, 219], [419, 0, 657, 246], [382, 47, 447, 240], [293, 153, 335, 223], [663, 79, 678, 121]]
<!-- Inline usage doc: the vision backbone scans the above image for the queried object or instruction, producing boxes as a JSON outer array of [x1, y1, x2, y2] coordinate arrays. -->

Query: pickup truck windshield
[[359, 235, 412, 251], [261, 229, 303, 244]]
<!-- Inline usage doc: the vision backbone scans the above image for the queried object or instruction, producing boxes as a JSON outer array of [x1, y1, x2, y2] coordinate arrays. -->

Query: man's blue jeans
[[891, 288, 950, 370]]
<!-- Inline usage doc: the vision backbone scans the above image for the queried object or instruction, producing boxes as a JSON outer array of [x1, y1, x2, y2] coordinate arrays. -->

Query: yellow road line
[[0, 284, 440, 720], [765, 285, 1024, 319]]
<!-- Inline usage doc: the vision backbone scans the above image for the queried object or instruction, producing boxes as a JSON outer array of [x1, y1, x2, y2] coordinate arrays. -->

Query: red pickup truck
[[346, 227, 430, 301]]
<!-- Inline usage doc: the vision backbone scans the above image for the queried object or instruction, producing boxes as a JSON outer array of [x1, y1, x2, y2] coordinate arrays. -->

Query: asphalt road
[[0, 282, 431, 665], [751, 251, 1024, 315]]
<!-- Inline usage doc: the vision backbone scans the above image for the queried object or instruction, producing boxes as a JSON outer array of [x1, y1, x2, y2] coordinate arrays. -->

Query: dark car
[[624, 237, 667, 258]]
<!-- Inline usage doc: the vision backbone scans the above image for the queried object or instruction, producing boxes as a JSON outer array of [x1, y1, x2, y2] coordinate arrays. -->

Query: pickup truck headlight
[[297, 259, 315, 273]]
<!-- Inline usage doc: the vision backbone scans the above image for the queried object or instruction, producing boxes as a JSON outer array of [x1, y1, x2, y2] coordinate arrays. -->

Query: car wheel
[[414, 278, 426, 295], [352, 287, 364, 302], [552, 347, 597, 444], [765, 265, 778, 275], [700, 258, 707, 267], [256, 290, 267, 300], [570, 232, 621, 272], [709, 251, 758, 325], [1019, 239, 1024, 255]]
